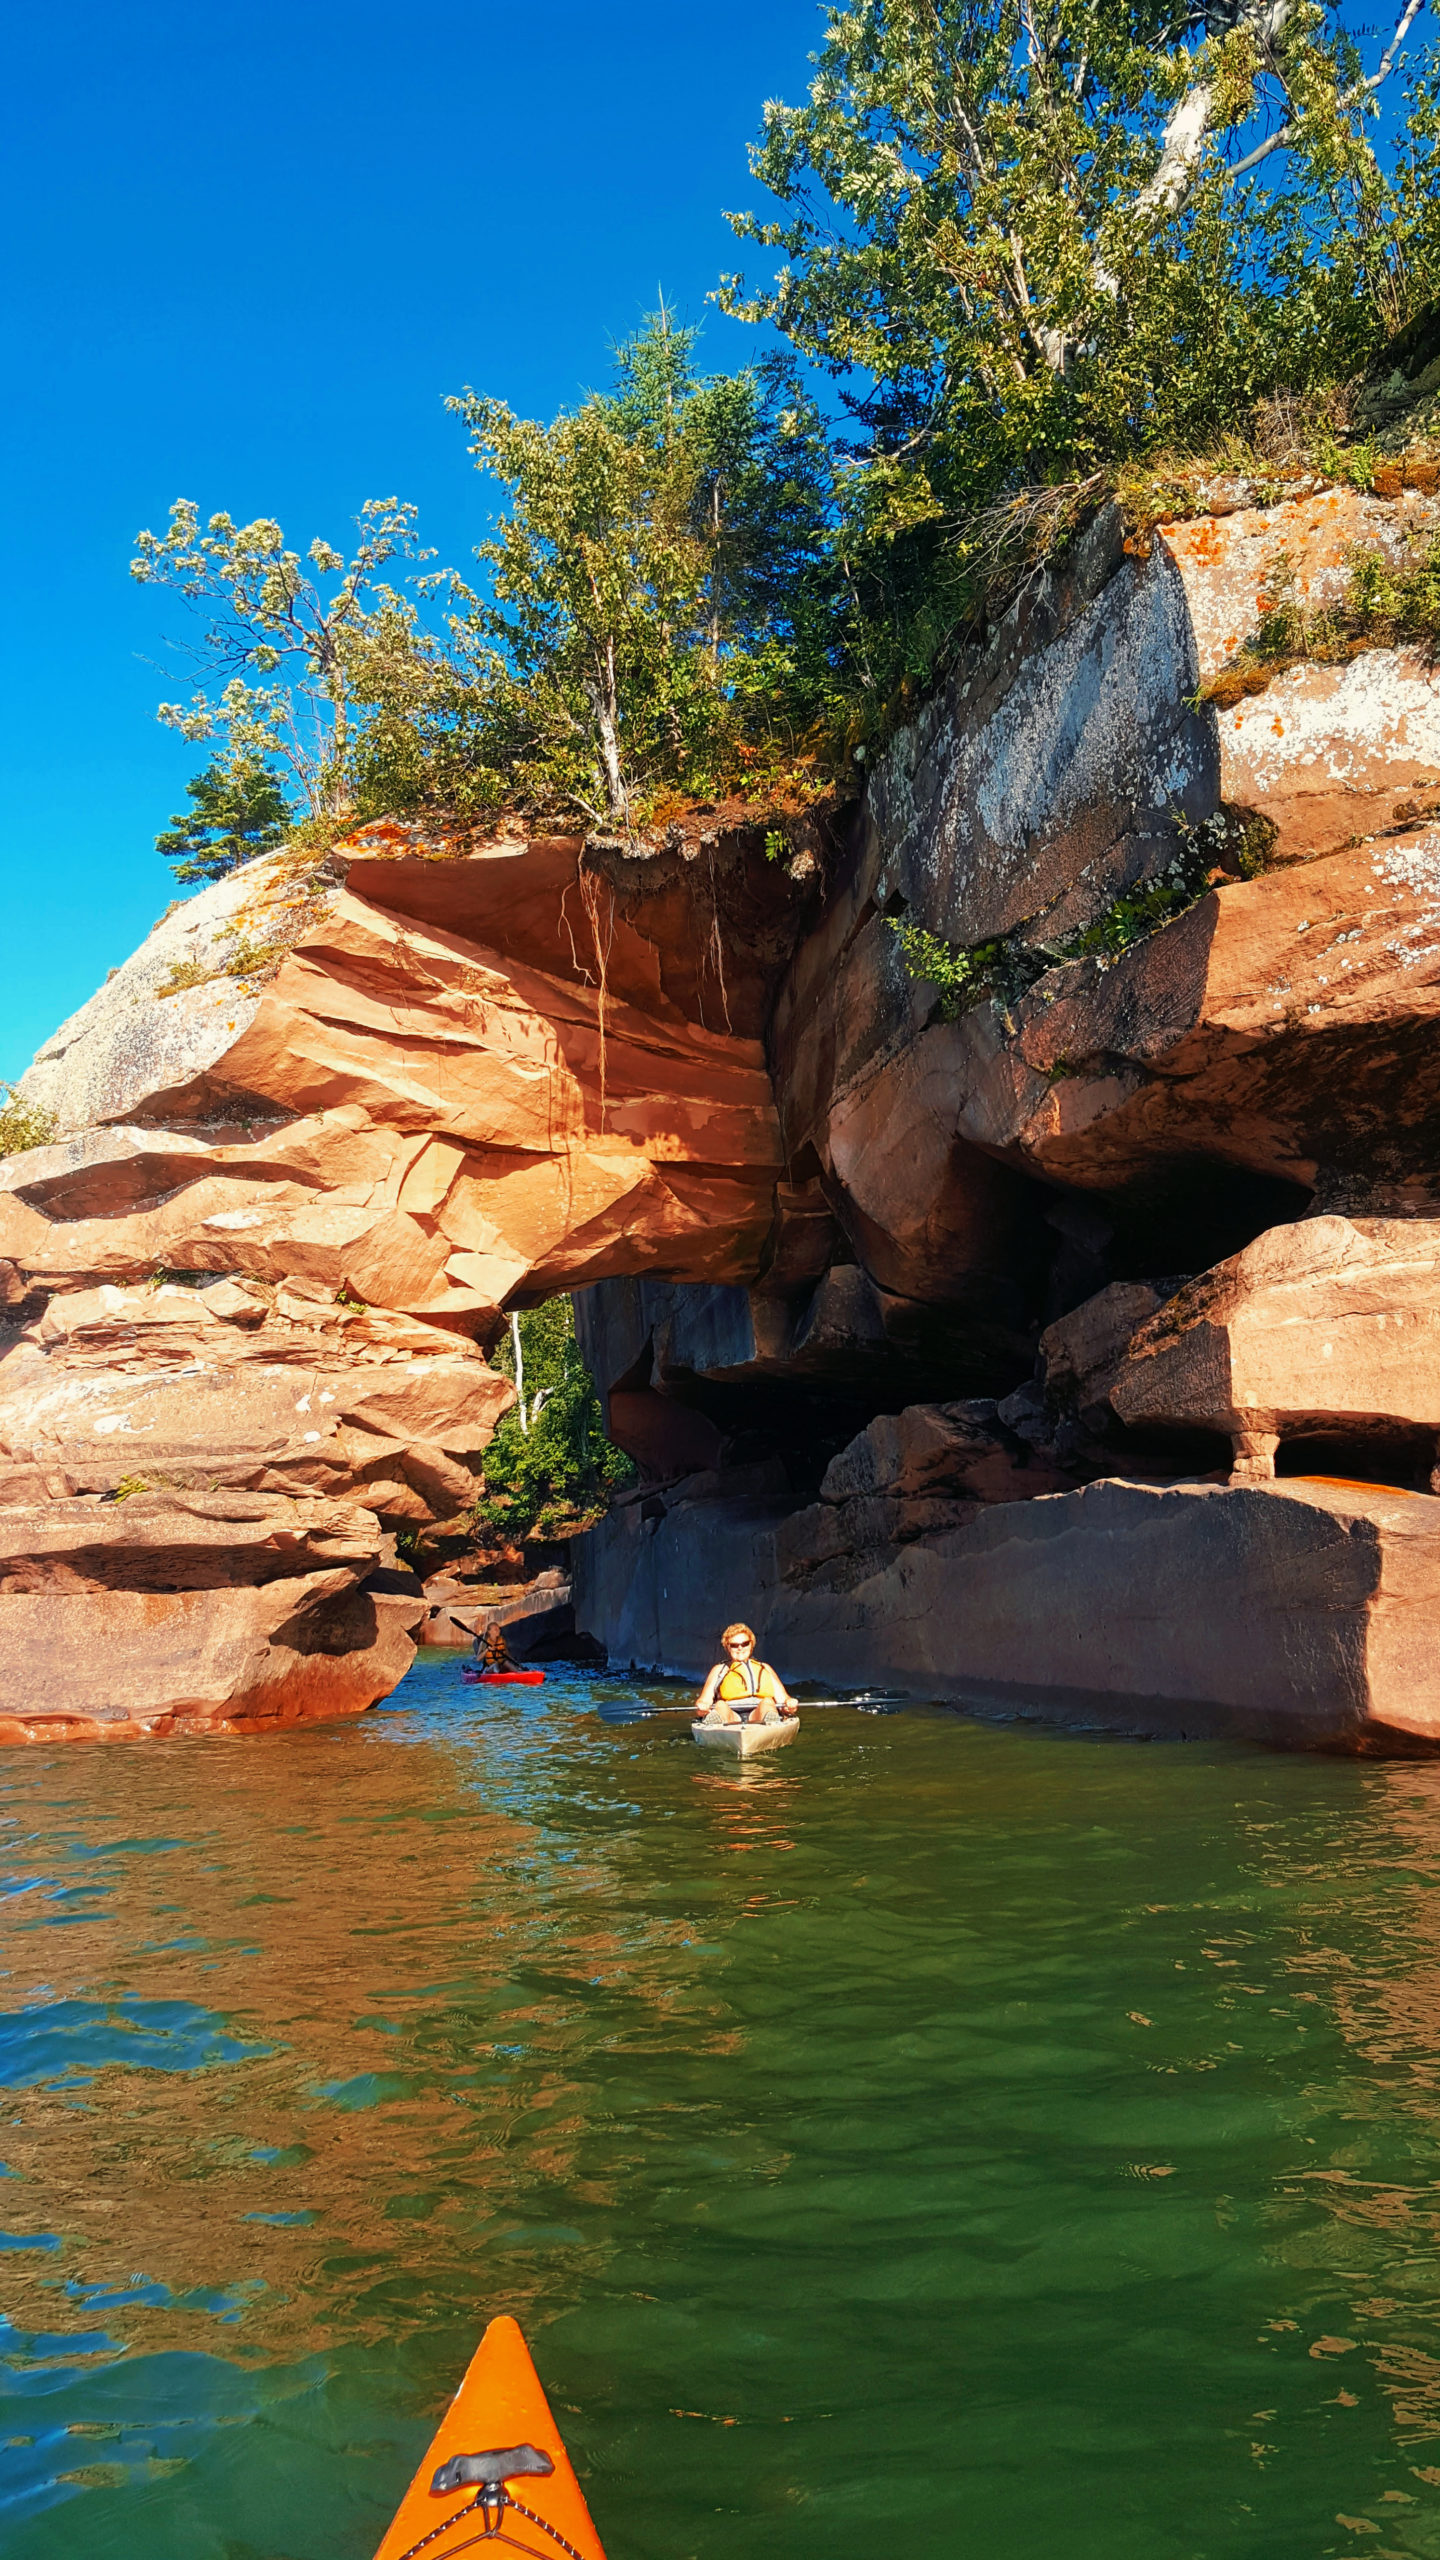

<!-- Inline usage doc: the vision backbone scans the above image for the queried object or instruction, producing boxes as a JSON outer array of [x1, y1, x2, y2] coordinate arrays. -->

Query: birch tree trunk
[[511, 1311, 527, 1435]]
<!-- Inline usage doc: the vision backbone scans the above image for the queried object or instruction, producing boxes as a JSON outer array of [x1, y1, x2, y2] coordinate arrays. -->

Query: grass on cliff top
[[951, 377, 1438, 638], [1199, 526, 1440, 709]]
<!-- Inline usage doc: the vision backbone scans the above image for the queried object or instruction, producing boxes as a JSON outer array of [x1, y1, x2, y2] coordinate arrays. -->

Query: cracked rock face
[[0, 1275, 512, 1522], [0, 828, 805, 1737], [951, 828, 1440, 1205], [764, 1475, 1440, 1751], [0, 1490, 424, 1742], [13, 476, 1440, 1747], [6, 839, 787, 1323], [573, 478, 1440, 1748], [773, 485, 1440, 1277]]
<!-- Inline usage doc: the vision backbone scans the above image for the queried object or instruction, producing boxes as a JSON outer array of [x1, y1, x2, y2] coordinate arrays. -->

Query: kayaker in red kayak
[[472, 1619, 514, 1673], [694, 1622, 798, 1726]]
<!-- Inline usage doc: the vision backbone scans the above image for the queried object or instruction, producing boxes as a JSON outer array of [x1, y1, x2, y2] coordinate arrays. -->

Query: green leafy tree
[[472, 1298, 633, 1544], [155, 757, 295, 883], [131, 9, 1440, 859], [719, 0, 1440, 690], [440, 307, 840, 828], [724, 0, 1437, 448], [131, 317, 840, 842], [131, 498, 433, 820]]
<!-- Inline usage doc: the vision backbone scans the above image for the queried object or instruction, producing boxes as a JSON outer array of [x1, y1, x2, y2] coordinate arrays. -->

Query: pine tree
[[155, 759, 294, 883]]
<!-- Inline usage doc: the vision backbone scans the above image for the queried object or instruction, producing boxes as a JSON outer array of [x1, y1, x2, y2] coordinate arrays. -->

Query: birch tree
[[442, 310, 837, 831], [719, 0, 1439, 490], [474, 1298, 632, 1543]]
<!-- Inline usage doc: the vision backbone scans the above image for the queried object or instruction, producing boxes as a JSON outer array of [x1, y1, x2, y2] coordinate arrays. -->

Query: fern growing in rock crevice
[[886, 807, 1279, 1023]]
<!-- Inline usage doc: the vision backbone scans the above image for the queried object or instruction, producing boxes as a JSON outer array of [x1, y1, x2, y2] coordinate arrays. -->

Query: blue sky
[[0, 0, 821, 1081]]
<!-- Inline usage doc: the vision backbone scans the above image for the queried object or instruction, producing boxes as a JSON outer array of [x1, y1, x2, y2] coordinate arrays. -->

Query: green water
[[4, 1665, 1440, 2559]]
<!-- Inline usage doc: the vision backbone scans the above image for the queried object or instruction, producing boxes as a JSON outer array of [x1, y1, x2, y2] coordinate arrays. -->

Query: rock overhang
[[12, 474, 1440, 1741]]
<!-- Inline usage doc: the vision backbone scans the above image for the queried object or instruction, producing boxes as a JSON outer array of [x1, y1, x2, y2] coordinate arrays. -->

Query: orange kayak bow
[[373, 2314, 607, 2560]]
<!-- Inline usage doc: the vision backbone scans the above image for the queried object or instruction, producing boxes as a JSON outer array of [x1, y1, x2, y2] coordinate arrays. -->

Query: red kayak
[[461, 1666, 546, 1686]]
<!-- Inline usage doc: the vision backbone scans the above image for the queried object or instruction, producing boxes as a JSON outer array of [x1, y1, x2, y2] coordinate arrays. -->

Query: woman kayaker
[[472, 1619, 514, 1673], [694, 1623, 798, 1726]]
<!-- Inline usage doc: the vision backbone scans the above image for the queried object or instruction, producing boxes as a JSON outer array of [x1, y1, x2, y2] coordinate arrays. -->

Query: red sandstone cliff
[[0, 828, 805, 1733], [7, 479, 1440, 1744], [573, 482, 1440, 1752]]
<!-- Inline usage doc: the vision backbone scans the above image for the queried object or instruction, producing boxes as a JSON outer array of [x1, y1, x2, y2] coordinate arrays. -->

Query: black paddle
[[791, 1692, 906, 1710]]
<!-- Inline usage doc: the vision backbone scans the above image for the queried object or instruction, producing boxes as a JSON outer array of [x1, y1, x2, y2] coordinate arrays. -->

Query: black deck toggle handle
[[431, 2444, 556, 2496]]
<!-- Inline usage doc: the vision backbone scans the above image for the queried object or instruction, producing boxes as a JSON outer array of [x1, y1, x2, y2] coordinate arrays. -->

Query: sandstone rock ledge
[[573, 1211, 1440, 1751], [568, 476, 1440, 1755], [12, 470, 1440, 1745], [575, 1474, 1440, 1752], [772, 1478, 1440, 1752], [0, 823, 804, 1738], [0, 1491, 424, 1741]]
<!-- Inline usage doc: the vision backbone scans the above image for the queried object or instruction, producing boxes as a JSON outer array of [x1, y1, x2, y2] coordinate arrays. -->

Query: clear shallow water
[[3, 1665, 1440, 2558]]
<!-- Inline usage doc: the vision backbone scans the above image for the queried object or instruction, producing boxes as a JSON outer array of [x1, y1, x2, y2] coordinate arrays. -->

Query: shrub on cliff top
[[436, 308, 842, 831], [0, 1084, 59, 1160], [155, 758, 294, 884], [132, 497, 437, 831], [134, 314, 842, 846]]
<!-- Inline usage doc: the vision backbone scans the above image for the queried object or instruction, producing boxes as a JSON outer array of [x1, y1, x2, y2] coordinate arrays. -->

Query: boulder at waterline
[[0, 1490, 424, 1740], [574, 1470, 1440, 1751]]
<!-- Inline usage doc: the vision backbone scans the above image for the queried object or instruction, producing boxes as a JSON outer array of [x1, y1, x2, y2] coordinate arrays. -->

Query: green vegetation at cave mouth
[[470, 1298, 635, 1553]]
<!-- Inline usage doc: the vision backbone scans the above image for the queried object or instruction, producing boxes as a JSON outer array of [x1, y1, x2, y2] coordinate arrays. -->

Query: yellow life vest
[[716, 1660, 781, 1704]]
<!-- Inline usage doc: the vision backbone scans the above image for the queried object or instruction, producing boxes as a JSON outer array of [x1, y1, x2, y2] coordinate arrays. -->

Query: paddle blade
[[372, 2314, 607, 2560]]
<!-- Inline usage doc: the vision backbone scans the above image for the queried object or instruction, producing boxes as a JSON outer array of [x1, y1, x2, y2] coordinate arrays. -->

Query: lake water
[[3, 1657, 1440, 2560]]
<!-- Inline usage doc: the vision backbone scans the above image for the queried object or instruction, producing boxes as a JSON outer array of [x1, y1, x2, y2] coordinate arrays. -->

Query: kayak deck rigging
[[389, 2458, 588, 2560]]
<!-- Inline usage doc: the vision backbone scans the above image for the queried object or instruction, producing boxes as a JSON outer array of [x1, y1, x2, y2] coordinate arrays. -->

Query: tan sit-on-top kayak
[[691, 1715, 800, 1757]]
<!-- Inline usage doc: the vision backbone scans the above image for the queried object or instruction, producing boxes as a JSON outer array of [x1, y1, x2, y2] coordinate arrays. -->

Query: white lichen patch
[[1372, 836, 1440, 901], [12, 849, 338, 1137], [1222, 653, 1440, 798]]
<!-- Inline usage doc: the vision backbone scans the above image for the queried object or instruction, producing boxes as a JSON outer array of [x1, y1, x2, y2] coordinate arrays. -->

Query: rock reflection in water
[[9, 1675, 1440, 2559], [1258, 1759, 1440, 2462], [0, 1681, 685, 2367]]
